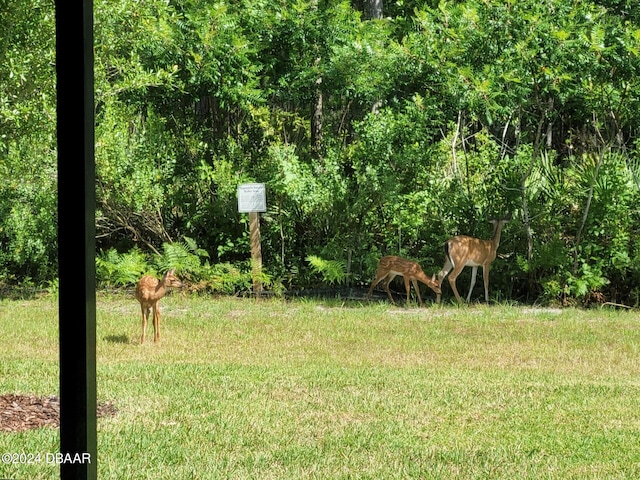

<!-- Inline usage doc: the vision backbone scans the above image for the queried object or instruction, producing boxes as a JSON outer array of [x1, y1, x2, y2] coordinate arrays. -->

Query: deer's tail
[[443, 241, 453, 268]]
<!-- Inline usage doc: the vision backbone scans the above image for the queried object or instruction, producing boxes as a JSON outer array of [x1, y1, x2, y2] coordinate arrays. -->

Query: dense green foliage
[[2, 0, 640, 304]]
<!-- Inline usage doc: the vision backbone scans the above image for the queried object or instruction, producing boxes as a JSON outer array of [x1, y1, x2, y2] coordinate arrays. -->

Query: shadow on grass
[[103, 334, 131, 344], [283, 286, 442, 308]]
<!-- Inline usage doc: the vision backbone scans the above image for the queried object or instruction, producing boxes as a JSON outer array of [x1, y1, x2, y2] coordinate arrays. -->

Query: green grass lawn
[[1, 294, 640, 479]]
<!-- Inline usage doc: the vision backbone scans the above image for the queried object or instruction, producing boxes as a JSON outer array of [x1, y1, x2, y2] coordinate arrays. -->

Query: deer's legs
[[437, 258, 454, 305], [411, 279, 424, 307], [367, 274, 385, 299], [141, 305, 150, 344], [152, 305, 161, 343], [466, 266, 478, 303], [383, 273, 397, 305], [448, 278, 463, 304], [447, 265, 465, 304], [437, 258, 453, 286], [403, 276, 412, 306], [482, 265, 490, 303], [368, 272, 399, 305]]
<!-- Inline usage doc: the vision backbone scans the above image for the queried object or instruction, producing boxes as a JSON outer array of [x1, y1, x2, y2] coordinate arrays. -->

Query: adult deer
[[367, 256, 441, 307], [437, 214, 512, 304], [135, 269, 184, 344]]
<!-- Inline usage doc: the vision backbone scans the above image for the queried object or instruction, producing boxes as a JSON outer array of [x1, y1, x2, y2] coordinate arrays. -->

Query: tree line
[[2, 0, 640, 304]]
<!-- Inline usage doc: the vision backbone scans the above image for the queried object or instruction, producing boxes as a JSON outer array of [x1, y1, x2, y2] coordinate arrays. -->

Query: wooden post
[[238, 183, 266, 297], [249, 211, 263, 295], [55, 0, 97, 478]]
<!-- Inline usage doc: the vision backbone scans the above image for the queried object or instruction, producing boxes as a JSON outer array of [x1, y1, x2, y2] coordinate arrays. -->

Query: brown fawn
[[135, 269, 184, 344], [367, 256, 441, 307]]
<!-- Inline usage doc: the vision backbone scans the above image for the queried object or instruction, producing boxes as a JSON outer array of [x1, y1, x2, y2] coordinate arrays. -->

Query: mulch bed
[[0, 394, 117, 432]]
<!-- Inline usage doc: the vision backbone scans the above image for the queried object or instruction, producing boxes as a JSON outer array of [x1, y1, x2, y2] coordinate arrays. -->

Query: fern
[[183, 236, 210, 258], [306, 255, 347, 285], [153, 237, 210, 280], [205, 262, 252, 294], [97, 240, 283, 295], [96, 248, 149, 287]]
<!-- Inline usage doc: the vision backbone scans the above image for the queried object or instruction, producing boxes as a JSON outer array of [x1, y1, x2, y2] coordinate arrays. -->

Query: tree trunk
[[311, 73, 323, 160], [310, 0, 323, 160], [364, 0, 383, 19], [363, 0, 383, 113]]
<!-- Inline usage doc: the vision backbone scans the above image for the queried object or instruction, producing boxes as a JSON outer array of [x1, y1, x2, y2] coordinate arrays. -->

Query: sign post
[[238, 183, 267, 295]]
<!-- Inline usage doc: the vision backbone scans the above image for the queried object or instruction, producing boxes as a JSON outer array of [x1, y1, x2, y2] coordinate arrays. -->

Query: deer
[[367, 256, 442, 307], [135, 269, 184, 344], [436, 214, 512, 304]]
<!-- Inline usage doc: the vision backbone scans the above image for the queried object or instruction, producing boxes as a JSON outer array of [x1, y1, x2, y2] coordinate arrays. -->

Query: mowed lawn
[[1, 294, 640, 479]]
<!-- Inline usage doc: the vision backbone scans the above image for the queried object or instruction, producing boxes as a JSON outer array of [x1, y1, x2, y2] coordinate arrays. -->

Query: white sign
[[237, 183, 267, 213]]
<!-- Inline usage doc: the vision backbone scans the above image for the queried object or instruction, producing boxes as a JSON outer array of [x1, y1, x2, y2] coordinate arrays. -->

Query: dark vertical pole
[[55, 1, 97, 479]]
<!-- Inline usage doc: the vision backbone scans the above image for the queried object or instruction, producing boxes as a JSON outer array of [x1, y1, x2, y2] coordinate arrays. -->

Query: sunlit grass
[[1, 295, 640, 478]]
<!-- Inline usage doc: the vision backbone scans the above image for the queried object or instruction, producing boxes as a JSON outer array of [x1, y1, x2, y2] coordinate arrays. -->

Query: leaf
[[306, 255, 347, 285]]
